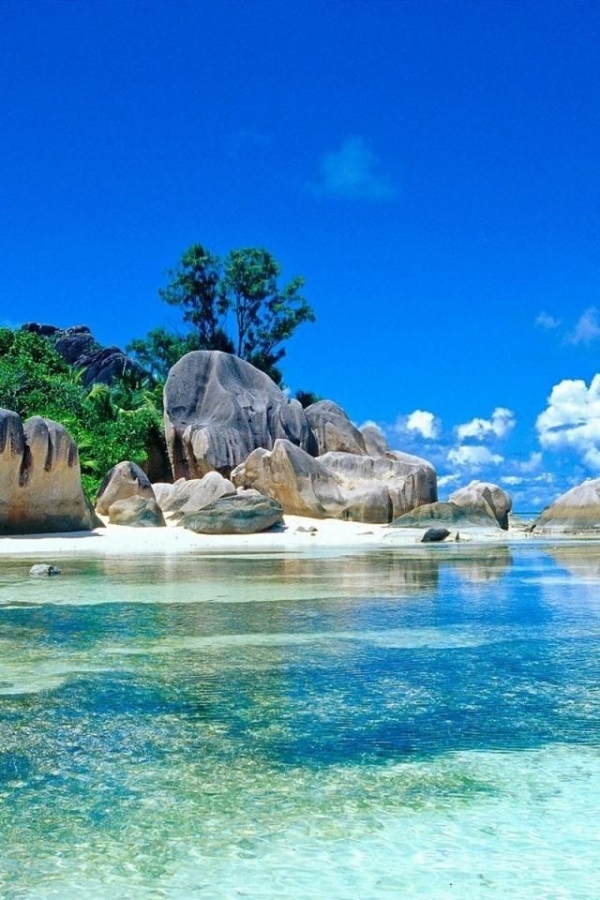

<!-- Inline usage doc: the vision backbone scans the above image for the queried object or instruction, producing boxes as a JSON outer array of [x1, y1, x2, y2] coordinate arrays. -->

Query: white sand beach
[[0, 515, 520, 559]]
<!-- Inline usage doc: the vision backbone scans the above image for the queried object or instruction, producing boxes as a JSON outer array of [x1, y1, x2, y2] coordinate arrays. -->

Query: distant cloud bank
[[310, 136, 397, 202]]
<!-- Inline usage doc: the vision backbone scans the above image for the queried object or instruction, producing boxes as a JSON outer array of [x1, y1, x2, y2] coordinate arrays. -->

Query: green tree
[[128, 243, 315, 386], [0, 328, 164, 499]]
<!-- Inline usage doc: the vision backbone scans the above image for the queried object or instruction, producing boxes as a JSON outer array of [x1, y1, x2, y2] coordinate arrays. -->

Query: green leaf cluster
[[128, 244, 315, 385], [0, 328, 163, 499]]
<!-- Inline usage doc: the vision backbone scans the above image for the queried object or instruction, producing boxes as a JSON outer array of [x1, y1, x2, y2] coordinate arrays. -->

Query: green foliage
[[295, 390, 322, 408], [128, 243, 315, 386], [0, 328, 164, 500]]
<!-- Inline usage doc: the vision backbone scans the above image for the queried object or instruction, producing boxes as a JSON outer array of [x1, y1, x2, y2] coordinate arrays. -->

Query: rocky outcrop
[[305, 400, 367, 455], [95, 461, 156, 516], [320, 451, 437, 521], [391, 500, 500, 530], [232, 439, 437, 523], [164, 351, 315, 479], [232, 440, 347, 518], [20, 323, 143, 387], [107, 496, 166, 527], [533, 478, 600, 532], [158, 472, 236, 515], [449, 481, 512, 530], [180, 492, 284, 534], [0, 409, 100, 534], [360, 424, 390, 456]]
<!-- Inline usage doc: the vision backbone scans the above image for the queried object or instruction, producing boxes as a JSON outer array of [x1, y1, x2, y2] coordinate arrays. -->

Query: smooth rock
[[533, 478, 600, 532], [107, 496, 166, 527], [159, 471, 236, 515], [421, 527, 451, 543], [391, 500, 500, 530], [95, 461, 156, 516], [164, 351, 315, 479], [0, 409, 100, 534], [305, 400, 367, 456], [449, 481, 512, 530], [180, 493, 284, 534], [359, 424, 390, 456]]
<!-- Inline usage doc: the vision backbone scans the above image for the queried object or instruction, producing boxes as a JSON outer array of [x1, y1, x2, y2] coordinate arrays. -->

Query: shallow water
[[1, 544, 599, 898]]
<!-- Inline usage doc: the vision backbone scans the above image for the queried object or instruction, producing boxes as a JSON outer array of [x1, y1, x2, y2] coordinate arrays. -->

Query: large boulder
[[158, 471, 236, 515], [391, 500, 500, 530], [164, 351, 315, 479], [108, 496, 166, 527], [305, 400, 367, 456], [95, 461, 156, 516], [180, 492, 284, 535], [320, 450, 437, 521], [0, 409, 100, 534], [232, 440, 347, 518], [232, 440, 437, 523], [360, 424, 390, 456], [533, 478, 600, 533], [449, 481, 512, 530]]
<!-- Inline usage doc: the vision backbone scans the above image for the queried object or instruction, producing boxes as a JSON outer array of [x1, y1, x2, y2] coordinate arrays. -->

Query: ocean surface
[[1, 541, 600, 899]]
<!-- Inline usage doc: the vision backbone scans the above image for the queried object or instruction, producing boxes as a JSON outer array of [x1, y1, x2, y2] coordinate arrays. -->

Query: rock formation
[[157, 472, 236, 516], [0, 409, 100, 534], [180, 492, 284, 534], [305, 400, 367, 455], [232, 439, 437, 523], [20, 323, 143, 388], [95, 461, 156, 516], [449, 481, 512, 530], [107, 496, 166, 527], [359, 423, 390, 456], [392, 500, 500, 530], [163, 351, 315, 479], [533, 478, 600, 532]]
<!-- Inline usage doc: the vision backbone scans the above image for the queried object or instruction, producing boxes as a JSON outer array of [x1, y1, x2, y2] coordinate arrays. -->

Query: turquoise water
[[1, 543, 600, 898]]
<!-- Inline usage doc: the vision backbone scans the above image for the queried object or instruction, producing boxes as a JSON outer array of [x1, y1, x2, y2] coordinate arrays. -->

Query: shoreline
[[0, 515, 582, 560]]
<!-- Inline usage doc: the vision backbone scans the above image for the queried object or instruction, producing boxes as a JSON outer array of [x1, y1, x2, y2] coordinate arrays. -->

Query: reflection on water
[[0, 544, 599, 898]]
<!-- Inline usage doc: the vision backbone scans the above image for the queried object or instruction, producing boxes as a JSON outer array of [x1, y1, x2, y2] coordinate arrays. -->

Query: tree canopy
[[128, 244, 315, 384]]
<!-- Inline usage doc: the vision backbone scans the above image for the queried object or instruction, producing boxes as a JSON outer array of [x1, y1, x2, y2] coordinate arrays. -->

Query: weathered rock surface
[[449, 481, 512, 530], [21, 323, 143, 388], [159, 471, 236, 515], [180, 493, 283, 534], [164, 351, 315, 479], [360, 424, 390, 456], [232, 440, 437, 523], [391, 500, 500, 530], [533, 478, 600, 532], [0, 409, 100, 534], [95, 461, 156, 516], [320, 451, 438, 521], [107, 496, 166, 527], [305, 400, 366, 456], [232, 440, 347, 518]]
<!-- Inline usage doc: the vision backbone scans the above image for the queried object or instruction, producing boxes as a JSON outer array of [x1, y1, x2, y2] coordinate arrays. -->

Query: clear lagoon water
[[1, 542, 600, 898]]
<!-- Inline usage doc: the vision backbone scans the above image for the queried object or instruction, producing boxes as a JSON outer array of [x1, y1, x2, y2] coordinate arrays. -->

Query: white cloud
[[312, 136, 397, 202], [535, 311, 561, 329], [536, 374, 600, 470], [456, 407, 516, 442], [405, 409, 440, 440], [566, 307, 600, 346], [437, 473, 460, 489], [447, 445, 504, 469]]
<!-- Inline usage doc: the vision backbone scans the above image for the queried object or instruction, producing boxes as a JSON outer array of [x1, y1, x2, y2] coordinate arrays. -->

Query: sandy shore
[[0, 515, 524, 559]]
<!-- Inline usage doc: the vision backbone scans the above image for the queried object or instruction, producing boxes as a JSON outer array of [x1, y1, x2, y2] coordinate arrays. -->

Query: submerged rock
[[421, 527, 451, 543], [29, 564, 61, 576]]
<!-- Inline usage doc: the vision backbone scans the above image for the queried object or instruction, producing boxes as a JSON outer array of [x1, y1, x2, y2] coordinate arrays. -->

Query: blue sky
[[2, 0, 600, 511]]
